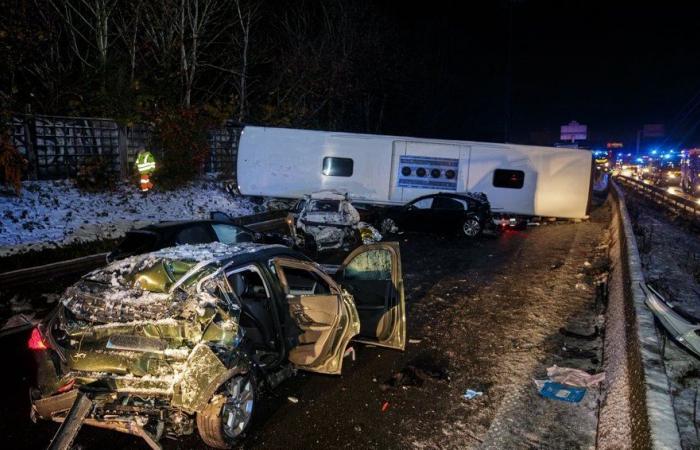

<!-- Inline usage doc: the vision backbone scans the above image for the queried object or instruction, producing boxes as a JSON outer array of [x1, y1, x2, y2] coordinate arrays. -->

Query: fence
[[8, 114, 242, 181]]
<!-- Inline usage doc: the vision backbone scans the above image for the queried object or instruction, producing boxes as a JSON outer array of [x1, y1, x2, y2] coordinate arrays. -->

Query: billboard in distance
[[560, 121, 587, 142]]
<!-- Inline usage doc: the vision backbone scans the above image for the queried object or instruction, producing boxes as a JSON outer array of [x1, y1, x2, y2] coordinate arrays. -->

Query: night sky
[[377, 0, 700, 147]]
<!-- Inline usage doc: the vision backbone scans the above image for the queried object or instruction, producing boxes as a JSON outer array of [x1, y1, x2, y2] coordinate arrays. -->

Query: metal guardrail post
[[118, 125, 128, 179], [22, 115, 38, 180]]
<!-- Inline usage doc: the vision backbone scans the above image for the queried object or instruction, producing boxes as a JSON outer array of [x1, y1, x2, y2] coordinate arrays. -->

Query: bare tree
[[113, 0, 143, 84], [48, 0, 120, 83], [233, 0, 259, 121]]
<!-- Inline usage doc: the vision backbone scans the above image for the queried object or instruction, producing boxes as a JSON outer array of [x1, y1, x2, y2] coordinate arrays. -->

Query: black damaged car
[[108, 217, 292, 261], [378, 192, 496, 238]]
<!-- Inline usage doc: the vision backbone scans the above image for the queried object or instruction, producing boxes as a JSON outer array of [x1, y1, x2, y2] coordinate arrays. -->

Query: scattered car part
[[47, 391, 94, 450], [644, 283, 700, 358], [31, 242, 406, 448]]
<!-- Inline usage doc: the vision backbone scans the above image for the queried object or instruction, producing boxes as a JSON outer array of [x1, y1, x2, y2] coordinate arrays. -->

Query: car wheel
[[462, 218, 481, 238], [381, 218, 397, 234], [197, 374, 256, 449]]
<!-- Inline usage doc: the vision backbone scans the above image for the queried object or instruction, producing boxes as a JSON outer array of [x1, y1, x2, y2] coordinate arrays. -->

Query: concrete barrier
[[598, 182, 681, 449]]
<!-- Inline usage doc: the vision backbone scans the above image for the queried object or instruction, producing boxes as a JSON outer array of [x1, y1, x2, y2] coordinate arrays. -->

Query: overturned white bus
[[236, 126, 593, 219]]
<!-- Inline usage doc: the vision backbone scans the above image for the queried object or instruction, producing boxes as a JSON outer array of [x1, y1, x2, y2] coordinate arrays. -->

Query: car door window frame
[[407, 196, 433, 209], [272, 258, 340, 296]]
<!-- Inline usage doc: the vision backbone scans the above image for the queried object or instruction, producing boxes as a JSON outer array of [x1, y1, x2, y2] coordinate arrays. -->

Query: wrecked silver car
[[29, 242, 405, 448], [287, 191, 381, 253]]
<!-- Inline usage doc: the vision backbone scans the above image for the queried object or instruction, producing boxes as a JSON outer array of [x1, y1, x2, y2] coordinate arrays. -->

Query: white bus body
[[237, 126, 593, 218]]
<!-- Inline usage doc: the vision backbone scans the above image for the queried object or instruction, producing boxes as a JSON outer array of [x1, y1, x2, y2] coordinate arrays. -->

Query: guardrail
[[0, 211, 287, 290], [616, 175, 700, 221], [603, 180, 682, 449]]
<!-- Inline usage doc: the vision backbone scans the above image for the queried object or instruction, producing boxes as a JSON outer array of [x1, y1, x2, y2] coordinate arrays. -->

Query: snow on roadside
[[0, 180, 259, 257]]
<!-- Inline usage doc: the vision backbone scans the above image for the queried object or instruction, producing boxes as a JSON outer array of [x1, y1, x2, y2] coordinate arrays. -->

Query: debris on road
[[380, 358, 449, 391], [381, 401, 390, 412], [462, 389, 483, 400], [644, 283, 700, 359], [546, 366, 605, 388], [536, 380, 587, 403], [408, 338, 422, 344], [287, 396, 299, 404], [559, 326, 599, 340]]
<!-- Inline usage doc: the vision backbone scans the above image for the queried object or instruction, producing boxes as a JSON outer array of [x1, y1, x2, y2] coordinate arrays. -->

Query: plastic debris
[[381, 401, 390, 412], [408, 338, 422, 344], [546, 366, 605, 388], [537, 381, 586, 403], [287, 396, 299, 404], [462, 389, 483, 400]]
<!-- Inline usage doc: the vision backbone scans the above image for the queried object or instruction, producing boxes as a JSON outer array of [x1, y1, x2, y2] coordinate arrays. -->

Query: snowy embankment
[[0, 180, 260, 257]]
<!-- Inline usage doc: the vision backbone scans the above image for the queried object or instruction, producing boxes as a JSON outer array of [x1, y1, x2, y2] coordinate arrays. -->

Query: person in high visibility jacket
[[135, 151, 156, 192]]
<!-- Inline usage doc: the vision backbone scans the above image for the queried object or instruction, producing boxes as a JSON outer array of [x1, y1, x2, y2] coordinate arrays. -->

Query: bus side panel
[[237, 127, 394, 202], [467, 146, 536, 216]]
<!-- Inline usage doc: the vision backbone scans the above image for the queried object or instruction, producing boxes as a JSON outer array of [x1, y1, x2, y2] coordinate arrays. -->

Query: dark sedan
[[108, 218, 291, 261], [378, 192, 496, 238]]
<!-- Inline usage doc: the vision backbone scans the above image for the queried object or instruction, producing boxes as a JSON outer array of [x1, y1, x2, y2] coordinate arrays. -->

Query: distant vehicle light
[[668, 173, 676, 179]]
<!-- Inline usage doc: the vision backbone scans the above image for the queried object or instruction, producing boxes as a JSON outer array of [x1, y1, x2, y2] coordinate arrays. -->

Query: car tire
[[462, 218, 481, 238], [381, 218, 397, 234], [197, 373, 257, 449]]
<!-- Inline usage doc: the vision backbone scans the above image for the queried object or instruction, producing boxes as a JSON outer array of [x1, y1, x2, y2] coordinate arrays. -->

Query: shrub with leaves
[[75, 156, 116, 192], [149, 107, 213, 189], [0, 131, 27, 195]]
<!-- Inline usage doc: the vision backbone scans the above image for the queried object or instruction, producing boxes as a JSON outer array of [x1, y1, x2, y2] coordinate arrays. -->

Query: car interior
[[227, 266, 277, 354], [276, 263, 340, 367]]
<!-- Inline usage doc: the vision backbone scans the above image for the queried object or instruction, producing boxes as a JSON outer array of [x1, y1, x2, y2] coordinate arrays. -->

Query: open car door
[[273, 258, 360, 375], [336, 242, 406, 350]]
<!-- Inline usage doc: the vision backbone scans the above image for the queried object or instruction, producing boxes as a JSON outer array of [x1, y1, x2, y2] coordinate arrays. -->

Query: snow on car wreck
[[29, 242, 406, 448], [287, 191, 382, 252]]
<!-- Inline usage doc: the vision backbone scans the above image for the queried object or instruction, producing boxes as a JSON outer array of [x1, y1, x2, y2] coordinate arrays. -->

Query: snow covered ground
[[627, 194, 700, 450], [0, 180, 260, 257]]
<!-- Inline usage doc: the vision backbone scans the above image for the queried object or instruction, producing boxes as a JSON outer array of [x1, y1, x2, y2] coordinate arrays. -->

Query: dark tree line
[[0, 0, 404, 132]]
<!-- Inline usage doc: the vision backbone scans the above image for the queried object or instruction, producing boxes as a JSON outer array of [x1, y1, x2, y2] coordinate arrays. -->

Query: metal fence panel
[[7, 115, 240, 181]]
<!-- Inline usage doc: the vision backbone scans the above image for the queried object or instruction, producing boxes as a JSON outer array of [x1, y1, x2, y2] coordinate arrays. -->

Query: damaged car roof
[[62, 243, 300, 324]]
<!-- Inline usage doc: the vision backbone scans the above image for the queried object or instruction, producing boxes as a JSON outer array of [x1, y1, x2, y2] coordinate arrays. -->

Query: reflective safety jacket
[[136, 151, 156, 174]]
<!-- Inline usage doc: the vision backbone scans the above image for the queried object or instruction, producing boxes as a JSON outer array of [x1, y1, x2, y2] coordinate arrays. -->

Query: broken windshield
[[309, 200, 341, 212]]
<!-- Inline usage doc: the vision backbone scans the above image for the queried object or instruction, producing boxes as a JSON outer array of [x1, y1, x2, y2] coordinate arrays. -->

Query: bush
[[75, 156, 116, 192], [149, 107, 213, 189], [0, 130, 27, 195]]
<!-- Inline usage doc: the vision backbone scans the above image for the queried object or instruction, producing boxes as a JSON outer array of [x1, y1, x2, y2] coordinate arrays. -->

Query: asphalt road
[[2, 204, 610, 449]]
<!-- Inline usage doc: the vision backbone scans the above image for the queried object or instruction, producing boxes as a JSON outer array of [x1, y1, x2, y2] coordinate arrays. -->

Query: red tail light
[[28, 327, 50, 351]]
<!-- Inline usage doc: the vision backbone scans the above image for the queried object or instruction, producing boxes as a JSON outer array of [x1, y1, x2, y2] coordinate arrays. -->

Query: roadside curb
[[611, 181, 681, 449]]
